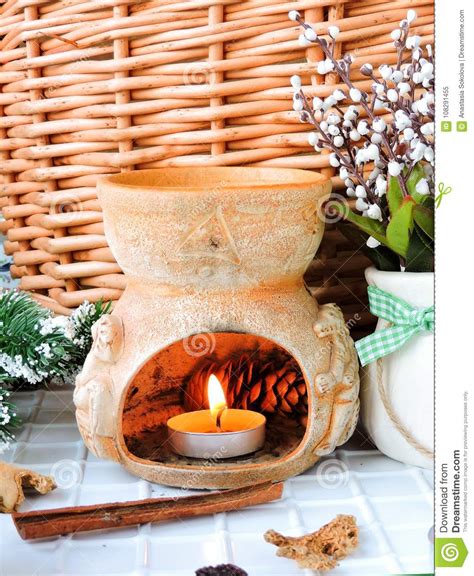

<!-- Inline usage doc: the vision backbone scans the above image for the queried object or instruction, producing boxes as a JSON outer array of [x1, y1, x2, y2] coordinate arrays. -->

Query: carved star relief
[[177, 206, 241, 265]]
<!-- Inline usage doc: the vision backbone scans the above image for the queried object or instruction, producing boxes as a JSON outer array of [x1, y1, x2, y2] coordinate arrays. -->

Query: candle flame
[[208, 374, 227, 422]]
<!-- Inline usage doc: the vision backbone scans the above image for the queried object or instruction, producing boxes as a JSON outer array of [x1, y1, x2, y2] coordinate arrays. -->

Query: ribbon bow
[[356, 286, 434, 367]]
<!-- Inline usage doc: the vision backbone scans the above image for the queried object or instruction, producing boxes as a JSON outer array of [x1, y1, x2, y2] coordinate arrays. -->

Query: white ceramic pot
[[360, 267, 434, 469]]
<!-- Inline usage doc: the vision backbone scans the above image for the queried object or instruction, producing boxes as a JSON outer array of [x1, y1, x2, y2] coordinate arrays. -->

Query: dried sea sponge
[[264, 514, 359, 572], [0, 460, 56, 514]]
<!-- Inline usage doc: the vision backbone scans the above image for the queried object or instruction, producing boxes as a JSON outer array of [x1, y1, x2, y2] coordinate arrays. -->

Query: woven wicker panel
[[0, 0, 434, 332]]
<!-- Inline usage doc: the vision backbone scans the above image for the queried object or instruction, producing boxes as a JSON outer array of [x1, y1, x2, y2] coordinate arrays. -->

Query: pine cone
[[184, 352, 307, 423], [195, 564, 248, 576]]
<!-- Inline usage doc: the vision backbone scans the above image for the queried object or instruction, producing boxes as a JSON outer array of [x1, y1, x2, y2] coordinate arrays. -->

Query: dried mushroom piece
[[0, 460, 56, 514], [264, 514, 359, 572]]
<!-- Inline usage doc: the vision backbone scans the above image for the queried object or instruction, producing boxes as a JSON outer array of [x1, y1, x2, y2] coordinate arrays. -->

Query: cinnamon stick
[[12, 481, 283, 540]]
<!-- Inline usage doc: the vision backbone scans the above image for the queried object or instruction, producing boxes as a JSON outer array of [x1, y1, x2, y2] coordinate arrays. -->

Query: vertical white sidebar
[[436, 1, 473, 574]]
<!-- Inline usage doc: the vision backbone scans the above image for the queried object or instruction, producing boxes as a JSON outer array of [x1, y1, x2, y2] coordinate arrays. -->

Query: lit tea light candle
[[167, 374, 266, 459], [208, 374, 227, 432]]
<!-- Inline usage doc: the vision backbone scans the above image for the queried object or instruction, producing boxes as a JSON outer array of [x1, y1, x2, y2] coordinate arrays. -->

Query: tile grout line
[[284, 480, 318, 576], [339, 451, 405, 574], [215, 511, 234, 564], [138, 479, 152, 572]]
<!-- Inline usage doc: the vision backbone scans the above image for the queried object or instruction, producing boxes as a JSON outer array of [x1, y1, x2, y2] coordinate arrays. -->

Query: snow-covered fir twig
[[0, 388, 20, 453], [0, 290, 110, 450]]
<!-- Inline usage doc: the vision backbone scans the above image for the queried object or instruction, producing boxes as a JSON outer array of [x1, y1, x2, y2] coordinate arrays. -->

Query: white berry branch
[[288, 9, 435, 226]]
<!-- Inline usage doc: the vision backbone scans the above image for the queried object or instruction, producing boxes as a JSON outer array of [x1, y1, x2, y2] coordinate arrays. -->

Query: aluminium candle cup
[[167, 409, 266, 459]]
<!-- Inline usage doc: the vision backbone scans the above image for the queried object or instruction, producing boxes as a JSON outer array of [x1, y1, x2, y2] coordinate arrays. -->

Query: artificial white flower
[[415, 178, 430, 195], [339, 167, 349, 180], [416, 97, 429, 115], [394, 110, 411, 130], [355, 148, 369, 165], [367, 203, 382, 220], [333, 89, 345, 101], [346, 187, 356, 197], [355, 198, 369, 212], [388, 161, 402, 176], [411, 141, 426, 161], [367, 236, 381, 248], [424, 146, 434, 162], [371, 133, 383, 144], [391, 29, 402, 41], [350, 88, 362, 102], [312, 96, 324, 110], [406, 35, 421, 49], [422, 77, 432, 88], [372, 118, 387, 132], [421, 122, 434, 136], [344, 106, 358, 121], [328, 25, 340, 39], [422, 62, 434, 77], [328, 124, 340, 136], [407, 9, 417, 23], [317, 59, 334, 74], [327, 113, 340, 125], [288, 10, 300, 21], [299, 34, 312, 47], [387, 89, 398, 103], [391, 70, 403, 83], [329, 153, 340, 167], [293, 98, 304, 112], [379, 65, 392, 80], [372, 83, 384, 96], [373, 98, 385, 111], [290, 75, 302, 88], [304, 27, 318, 41], [403, 127, 415, 140], [357, 120, 369, 135], [334, 135, 344, 147], [397, 82, 411, 95], [323, 95, 337, 111], [375, 175, 387, 196], [355, 185, 367, 198], [366, 143, 380, 161], [350, 129, 361, 141], [308, 132, 319, 146]]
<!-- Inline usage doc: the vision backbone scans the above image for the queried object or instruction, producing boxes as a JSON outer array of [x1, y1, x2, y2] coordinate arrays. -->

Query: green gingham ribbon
[[356, 286, 434, 367]]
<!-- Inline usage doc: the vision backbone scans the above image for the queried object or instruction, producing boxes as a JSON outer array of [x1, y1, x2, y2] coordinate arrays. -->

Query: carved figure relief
[[74, 314, 123, 461], [312, 304, 360, 456]]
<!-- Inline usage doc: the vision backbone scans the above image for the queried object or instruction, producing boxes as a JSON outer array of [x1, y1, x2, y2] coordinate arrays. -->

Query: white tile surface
[[0, 389, 434, 575]]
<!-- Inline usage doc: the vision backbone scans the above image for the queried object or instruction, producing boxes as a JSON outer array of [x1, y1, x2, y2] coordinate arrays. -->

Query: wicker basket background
[[0, 0, 434, 336]]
